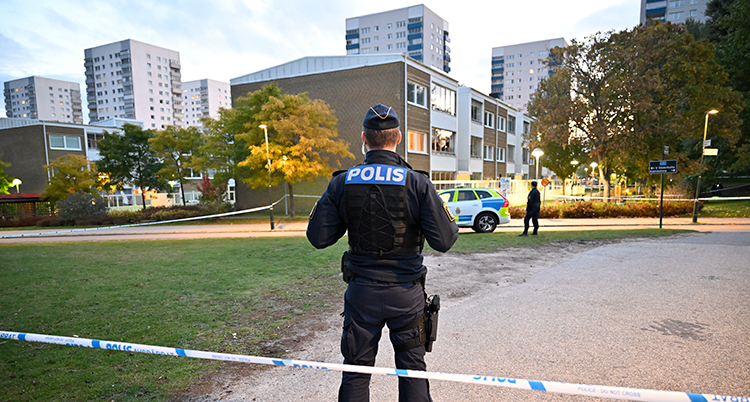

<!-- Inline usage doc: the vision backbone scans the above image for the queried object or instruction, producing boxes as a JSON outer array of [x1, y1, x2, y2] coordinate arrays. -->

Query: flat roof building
[[230, 54, 532, 211], [641, 0, 711, 24], [345, 4, 451, 73], [84, 39, 184, 130], [182, 79, 231, 129], [490, 38, 568, 113], [3, 76, 83, 124]]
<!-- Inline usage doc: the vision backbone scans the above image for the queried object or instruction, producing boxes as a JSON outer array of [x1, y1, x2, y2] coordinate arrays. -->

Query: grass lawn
[[0, 229, 689, 401], [698, 199, 750, 218]]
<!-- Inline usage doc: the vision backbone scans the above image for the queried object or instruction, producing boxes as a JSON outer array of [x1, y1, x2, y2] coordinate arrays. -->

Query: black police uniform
[[522, 184, 541, 235], [307, 104, 458, 402]]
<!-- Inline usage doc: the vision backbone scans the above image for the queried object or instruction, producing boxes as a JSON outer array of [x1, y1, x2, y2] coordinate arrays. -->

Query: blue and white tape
[[1, 331, 746, 402], [549, 195, 750, 202], [0, 203, 279, 239]]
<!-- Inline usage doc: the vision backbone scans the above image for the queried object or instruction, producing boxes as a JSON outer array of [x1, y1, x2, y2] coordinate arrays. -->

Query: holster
[[341, 253, 355, 283], [392, 293, 440, 354]]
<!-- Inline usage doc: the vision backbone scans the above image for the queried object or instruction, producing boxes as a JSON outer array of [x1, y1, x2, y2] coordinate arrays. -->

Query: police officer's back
[[307, 104, 458, 401]]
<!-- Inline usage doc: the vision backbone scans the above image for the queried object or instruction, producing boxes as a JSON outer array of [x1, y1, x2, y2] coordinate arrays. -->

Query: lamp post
[[692, 110, 719, 223], [590, 162, 598, 198], [259, 124, 274, 230], [570, 160, 579, 196], [11, 178, 22, 193], [531, 148, 544, 180]]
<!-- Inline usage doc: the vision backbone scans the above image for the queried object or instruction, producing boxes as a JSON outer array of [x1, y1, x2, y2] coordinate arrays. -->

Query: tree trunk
[[287, 181, 295, 218], [180, 182, 186, 206], [141, 190, 147, 211], [601, 166, 612, 202]]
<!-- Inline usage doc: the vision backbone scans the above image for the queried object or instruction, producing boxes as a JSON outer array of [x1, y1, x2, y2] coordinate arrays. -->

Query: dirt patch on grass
[[170, 238, 650, 401]]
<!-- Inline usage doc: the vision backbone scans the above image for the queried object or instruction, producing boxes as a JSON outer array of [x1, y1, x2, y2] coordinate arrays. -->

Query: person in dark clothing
[[307, 104, 459, 402], [520, 181, 541, 236]]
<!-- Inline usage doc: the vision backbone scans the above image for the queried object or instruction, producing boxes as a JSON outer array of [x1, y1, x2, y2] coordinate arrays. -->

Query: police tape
[[0, 203, 281, 240], [1, 331, 746, 402], [548, 195, 750, 202]]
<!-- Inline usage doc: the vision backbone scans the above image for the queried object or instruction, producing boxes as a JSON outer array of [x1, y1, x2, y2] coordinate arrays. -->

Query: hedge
[[509, 201, 700, 219]]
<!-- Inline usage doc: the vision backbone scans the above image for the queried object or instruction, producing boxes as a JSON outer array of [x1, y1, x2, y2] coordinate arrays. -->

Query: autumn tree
[[42, 155, 102, 204], [536, 141, 589, 195], [96, 123, 169, 210], [0, 159, 13, 194], [149, 126, 203, 205], [211, 84, 354, 217]]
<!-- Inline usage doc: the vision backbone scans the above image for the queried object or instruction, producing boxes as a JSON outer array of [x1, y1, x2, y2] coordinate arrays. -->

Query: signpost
[[649, 154, 677, 229], [540, 178, 550, 207]]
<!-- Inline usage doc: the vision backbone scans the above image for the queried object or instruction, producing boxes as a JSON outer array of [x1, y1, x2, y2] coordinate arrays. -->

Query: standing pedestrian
[[520, 181, 541, 236], [307, 103, 459, 402]]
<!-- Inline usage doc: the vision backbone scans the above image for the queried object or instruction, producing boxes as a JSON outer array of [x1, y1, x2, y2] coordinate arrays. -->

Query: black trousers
[[339, 278, 431, 402], [523, 209, 540, 234]]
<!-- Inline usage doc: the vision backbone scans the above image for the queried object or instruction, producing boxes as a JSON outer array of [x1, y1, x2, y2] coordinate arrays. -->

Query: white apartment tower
[[490, 38, 568, 113], [84, 39, 183, 129], [3, 76, 83, 124], [182, 79, 231, 129], [345, 4, 451, 73], [641, 0, 711, 24]]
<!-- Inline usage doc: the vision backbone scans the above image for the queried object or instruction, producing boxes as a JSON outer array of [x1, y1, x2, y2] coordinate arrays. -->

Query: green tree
[[532, 141, 588, 195], [0, 159, 13, 194], [705, 0, 750, 172], [149, 126, 203, 206], [528, 22, 743, 199], [210, 84, 354, 217], [96, 123, 169, 210], [42, 155, 102, 204]]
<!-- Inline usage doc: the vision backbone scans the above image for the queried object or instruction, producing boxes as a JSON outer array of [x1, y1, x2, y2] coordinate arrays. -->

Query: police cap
[[363, 103, 399, 130]]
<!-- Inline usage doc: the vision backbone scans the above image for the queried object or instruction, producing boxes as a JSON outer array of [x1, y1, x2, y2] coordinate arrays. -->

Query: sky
[[0, 0, 640, 121]]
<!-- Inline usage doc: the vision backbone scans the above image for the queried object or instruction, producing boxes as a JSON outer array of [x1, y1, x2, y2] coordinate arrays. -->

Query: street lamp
[[259, 124, 275, 230], [590, 162, 598, 197], [570, 160, 579, 196], [11, 178, 22, 193], [531, 148, 544, 179], [692, 109, 719, 223]]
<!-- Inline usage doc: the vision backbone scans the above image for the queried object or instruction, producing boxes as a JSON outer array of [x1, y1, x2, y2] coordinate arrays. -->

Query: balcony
[[345, 32, 359, 40], [407, 21, 423, 30], [407, 32, 422, 41], [169, 59, 181, 69], [443, 54, 451, 62], [492, 67, 505, 73], [171, 84, 182, 94], [346, 43, 359, 50], [407, 44, 421, 51]]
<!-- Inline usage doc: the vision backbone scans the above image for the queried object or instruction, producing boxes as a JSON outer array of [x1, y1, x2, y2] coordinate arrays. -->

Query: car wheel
[[473, 212, 498, 233]]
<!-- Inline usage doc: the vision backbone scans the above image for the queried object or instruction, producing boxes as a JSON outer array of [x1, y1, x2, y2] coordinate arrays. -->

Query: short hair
[[531, 181, 538, 187], [363, 127, 400, 149]]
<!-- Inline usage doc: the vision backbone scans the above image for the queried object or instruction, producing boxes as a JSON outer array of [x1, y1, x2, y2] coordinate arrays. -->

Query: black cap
[[363, 104, 399, 130]]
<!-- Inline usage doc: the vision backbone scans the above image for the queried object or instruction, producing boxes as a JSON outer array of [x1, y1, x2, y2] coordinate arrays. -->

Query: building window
[[669, 0, 684, 6], [470, 101, 481, 123], [431, 84, 456, 115], [362, 38, 370, 44], [507, 145, 515, 163], [432, 128, 455, 154], [669, 11, 684, 20], [471, 137, 482, 159], [407, 130, 427, 153], [690, 9, 697, 16], [396, 21, 406, 28], [508, 116, 516, 134], [49, 134, 81, 150], [484, 110, 495, 128], [498, 116, 507, 132], [396, 31, 406, 39], [497, 147, 506, 162], [407, 81, 427, 108], [484, 145, 495, 161], [522, 148, 530, 164], [396, 42, 406, 49], [361, 27, 370, 34]]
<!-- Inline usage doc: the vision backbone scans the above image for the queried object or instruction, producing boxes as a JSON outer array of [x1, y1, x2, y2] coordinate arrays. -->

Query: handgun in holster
[[424, 295, 440, 352]]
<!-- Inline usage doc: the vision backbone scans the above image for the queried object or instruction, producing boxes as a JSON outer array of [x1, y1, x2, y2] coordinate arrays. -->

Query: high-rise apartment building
[[3, 76, 83, 124], [84, 39, 183, 129], [182, 79, 231, 129], [490, 38, 568, 113], [641, 0, 711, 24], [345, 4, 451, 73]]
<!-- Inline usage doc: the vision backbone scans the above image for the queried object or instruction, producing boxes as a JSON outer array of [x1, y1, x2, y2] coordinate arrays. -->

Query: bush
[[559, 202, 597, 218], [198, 200, 234, 216], [56, 192, 108, 224], [0, 216, 49, 228], [108, 210, 145, 224], [150, 209, 201, 221]]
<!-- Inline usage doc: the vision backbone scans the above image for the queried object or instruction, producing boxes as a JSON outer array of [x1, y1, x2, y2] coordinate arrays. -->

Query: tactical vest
[[343, 164, 424, 258]]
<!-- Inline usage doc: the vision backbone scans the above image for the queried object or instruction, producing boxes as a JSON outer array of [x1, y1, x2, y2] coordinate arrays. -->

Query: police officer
[[307, 103, 459, 402], [520, 180, 541, 236]]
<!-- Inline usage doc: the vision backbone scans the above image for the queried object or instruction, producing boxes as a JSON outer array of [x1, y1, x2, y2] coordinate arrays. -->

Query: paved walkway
[[1, 217, 749, 243]]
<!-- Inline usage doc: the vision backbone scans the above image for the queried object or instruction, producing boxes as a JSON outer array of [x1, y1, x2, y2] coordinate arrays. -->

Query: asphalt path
[[2, 217, 750, 243]]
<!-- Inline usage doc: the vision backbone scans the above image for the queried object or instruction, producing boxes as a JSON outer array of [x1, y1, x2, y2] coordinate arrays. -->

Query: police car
[[438, 188, 510, 233]]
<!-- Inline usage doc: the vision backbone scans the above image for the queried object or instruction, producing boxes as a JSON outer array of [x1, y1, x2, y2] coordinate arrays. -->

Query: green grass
[[0, 229, 689, 401], [698, 199, 750, 218]]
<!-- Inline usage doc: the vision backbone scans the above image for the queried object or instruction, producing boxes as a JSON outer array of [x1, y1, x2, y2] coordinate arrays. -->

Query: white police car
[[438, 188, 510, 233]]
